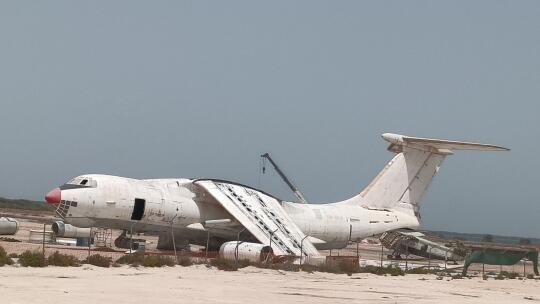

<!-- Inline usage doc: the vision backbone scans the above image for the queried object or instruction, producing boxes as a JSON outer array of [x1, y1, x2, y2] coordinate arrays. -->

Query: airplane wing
[[194, 179, 319, 257]]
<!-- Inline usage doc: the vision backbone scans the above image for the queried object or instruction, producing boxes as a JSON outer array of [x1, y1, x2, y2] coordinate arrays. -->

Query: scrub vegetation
[[1, 248, 536, 281], [19, 251, 46, 267], [496, 271, 522, 280], [115, 252, 145, 266], [0, 197, 54, 211], [84, 254, 112, 268], [210, 257, 250, 271], [0, 245, 13, 266], [176, 255, 194, 267], [115, 253, 176, 267], [47, 251, 80, 267]]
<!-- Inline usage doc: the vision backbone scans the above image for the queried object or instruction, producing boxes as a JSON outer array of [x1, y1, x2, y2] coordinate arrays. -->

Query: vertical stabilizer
[[360, 147, 446, 216], [346, 133, 509, 217]]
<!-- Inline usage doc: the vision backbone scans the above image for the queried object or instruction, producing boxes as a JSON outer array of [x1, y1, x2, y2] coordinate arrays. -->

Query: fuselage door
[[131, 198, 146, 221]]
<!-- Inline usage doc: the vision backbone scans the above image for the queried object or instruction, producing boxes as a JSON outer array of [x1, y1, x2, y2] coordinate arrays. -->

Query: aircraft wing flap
[[195, 180, 319, 257]]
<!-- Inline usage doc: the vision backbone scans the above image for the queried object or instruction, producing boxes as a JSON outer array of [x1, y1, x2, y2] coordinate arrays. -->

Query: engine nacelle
[[52, 221, 92, 238], [0, 217, 19, 235], [219, 241, 273, 263]]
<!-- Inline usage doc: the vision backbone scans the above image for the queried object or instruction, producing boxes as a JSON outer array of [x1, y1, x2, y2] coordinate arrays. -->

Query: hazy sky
[[0, 1, 538, 237]]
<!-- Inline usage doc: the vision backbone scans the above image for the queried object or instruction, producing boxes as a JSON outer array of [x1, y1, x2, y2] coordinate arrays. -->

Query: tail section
[[346, 133, 509, 218]]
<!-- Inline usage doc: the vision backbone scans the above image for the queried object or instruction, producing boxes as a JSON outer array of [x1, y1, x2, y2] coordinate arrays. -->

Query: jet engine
[[218, 241, 273, 263], [0, 217, 19, 235], [52, 221, 92, 238]]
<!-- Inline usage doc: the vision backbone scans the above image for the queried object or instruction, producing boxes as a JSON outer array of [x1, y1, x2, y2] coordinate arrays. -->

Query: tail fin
[[348, 133, 509, 217]]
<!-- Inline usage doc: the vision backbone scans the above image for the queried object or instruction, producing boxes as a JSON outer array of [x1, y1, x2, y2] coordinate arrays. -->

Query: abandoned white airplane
[[45, 133, 508, 259]]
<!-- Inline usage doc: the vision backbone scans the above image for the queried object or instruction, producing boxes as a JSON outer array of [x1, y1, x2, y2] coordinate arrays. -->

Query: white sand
[[1, 265, 539, 304]]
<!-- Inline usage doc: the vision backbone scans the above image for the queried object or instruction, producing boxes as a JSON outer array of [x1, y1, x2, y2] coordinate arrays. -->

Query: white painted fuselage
[[55, 174, 418, 250]]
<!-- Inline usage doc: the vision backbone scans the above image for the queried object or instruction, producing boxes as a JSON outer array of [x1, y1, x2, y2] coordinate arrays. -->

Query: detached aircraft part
[[52, 221, 92, 238], [0, 217, 19, 235], [380, 230, 465, 261], [219, 241, 273, 263]]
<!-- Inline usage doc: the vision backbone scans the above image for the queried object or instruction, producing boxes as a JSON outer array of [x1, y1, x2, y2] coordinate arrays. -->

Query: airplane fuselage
[[52, 174, 419, 250]]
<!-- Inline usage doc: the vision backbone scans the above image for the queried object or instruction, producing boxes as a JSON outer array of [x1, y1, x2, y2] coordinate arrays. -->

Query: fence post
[[380, 243, 384, 268], [87, 227, 92, 259], [170, 214, 178, 264], [205, 231, 210, 263], [235, 228, 246, 263], [300, 235, 309, 267], [42, 223, 46, 264], [405, 243, 408, 271]]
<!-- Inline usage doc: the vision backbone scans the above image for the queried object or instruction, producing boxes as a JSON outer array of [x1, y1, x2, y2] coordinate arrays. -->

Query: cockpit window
[[66, 177, 97, 188]]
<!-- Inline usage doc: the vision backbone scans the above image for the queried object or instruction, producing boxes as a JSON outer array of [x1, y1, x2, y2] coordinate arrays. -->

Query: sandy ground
[[2, 214, 540, 303], [1, 264, 540, 304]]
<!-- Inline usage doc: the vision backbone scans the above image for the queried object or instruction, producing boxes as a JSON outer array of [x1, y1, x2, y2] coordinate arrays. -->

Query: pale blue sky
[[0, 1, 538, 237]]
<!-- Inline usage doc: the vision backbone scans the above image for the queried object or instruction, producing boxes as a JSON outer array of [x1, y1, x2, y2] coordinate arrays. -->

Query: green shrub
[[357, 265, 404, 276], [8, 253, 18, 258], [115, 253, 176, 267], [84, 254, 111, 268], [498, 271, 520, 279], [143, 255, 176, 267], [386, 265, 405, 276], [210, 257, 250, 271], [406, 267, 438, 275], [115, 253, 145, 266], [318, 260, 359, 275], [526, 273, 535, 279], [0, 246, 13, 266], [177, 255, 193, 267], [47, 251, 80, 267], [271, 261, 300, 272], [19, 251, 46, 267]]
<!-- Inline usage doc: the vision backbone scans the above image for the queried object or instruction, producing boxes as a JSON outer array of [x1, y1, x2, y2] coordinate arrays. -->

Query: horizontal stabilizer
[[356, 133, 509, 210], [382, 133, 510, 152]]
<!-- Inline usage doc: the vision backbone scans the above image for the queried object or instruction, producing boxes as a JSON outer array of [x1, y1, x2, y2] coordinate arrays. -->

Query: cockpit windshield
[[66, 176, 97, 188]]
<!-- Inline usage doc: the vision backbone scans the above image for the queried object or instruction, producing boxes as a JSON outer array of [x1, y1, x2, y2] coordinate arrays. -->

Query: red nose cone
[[45, 188, 61, 204]]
